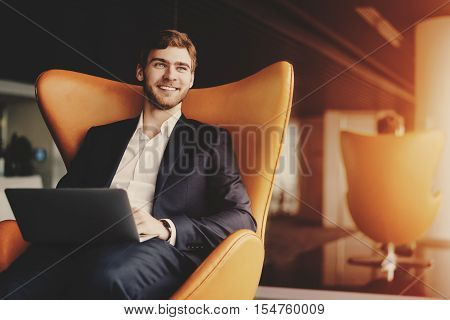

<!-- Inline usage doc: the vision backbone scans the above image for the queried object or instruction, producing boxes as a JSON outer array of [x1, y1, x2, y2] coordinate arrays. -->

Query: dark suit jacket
[[56, 113, 256, 262]]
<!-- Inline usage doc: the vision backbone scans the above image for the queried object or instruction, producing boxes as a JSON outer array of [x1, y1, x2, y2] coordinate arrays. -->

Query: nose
[[163, 65, 177, 82]]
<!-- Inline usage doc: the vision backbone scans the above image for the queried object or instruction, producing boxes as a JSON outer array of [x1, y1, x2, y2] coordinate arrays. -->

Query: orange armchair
[[0, 62, 294, 299], [340, 130, 444, 281]]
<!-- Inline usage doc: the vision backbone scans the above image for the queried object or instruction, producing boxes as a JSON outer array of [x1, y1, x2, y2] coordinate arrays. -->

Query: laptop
[[5, 188, 140, 245]]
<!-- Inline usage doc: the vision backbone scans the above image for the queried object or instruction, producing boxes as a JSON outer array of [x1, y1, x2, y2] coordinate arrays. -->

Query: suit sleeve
[[170, 128, 257, 252], [56, 128, 94, 188]]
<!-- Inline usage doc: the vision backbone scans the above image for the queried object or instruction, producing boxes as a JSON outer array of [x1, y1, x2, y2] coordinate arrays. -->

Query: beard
[[143, 78, 189, 111]]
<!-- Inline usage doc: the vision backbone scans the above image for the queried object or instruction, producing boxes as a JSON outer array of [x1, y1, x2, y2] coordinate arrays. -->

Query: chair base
[[348, 242, 431, 282]]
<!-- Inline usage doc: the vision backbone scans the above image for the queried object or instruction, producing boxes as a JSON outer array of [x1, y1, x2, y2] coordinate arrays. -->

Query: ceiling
[[276, 0, 450, 89]]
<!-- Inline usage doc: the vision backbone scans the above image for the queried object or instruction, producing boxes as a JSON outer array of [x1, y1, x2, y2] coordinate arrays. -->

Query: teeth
[[159, 86, 177, 91]]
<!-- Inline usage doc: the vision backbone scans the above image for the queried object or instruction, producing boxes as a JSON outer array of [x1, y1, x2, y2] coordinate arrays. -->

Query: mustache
[[156, 82, 179, 89]]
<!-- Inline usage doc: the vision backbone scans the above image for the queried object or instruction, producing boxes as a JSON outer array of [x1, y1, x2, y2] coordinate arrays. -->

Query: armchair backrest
[[36, 62, 294, 242], [340, 130, 444, 244]]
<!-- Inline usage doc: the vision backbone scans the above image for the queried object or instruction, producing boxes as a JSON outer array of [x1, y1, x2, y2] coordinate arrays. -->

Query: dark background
[[2, 0, 449, 119]]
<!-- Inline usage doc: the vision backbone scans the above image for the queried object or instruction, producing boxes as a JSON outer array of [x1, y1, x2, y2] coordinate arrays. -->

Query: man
[[0, 30, 256, 299]]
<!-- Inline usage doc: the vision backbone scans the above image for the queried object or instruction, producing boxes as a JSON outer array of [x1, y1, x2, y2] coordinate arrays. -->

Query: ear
[[136, 64, 144, 82], [189, 72, 195, 89]]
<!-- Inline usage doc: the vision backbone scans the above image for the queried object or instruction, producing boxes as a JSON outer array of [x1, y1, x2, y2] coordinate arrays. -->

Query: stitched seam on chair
[[183, 232, 260, 299], [260, 63, 294, 242]]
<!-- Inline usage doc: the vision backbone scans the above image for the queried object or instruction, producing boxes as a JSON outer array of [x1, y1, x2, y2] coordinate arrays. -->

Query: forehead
[[147, 46, 192, 67]]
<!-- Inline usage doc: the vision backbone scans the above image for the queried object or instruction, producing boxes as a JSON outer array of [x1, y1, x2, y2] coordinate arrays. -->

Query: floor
[[259, 215, 450, 299], [255, 286, 424, 300]]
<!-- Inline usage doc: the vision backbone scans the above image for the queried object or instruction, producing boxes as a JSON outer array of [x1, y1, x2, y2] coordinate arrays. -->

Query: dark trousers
[[0, 238, 200, 299]]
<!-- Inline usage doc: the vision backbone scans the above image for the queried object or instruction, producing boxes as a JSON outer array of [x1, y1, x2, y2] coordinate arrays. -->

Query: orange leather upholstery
[[341, 131, 444, 245], [0, 62, 294, 298], [0, 221, 28, 272], [171, 229, 264, 299]]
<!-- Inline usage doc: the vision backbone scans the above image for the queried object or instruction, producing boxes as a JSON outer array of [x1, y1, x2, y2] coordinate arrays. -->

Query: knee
[[81, 265, 130, 299]]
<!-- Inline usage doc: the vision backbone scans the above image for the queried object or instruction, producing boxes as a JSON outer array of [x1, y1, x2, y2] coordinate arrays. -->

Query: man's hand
[[132, 207, 170, 241]]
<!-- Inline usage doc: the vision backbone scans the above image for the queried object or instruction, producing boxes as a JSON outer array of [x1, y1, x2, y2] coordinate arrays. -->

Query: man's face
[[136, 46, 194, 110]]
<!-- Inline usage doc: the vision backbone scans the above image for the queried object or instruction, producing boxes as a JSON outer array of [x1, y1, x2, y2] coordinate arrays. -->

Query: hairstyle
[[138, 29, 197, 73]]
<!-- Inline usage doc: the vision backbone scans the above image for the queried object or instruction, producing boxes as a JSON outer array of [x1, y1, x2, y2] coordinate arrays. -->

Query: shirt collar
[[136, 105, 182, 138]]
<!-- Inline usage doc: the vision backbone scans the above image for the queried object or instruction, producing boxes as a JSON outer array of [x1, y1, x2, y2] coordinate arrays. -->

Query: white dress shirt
[[110, 107, 181, 245]]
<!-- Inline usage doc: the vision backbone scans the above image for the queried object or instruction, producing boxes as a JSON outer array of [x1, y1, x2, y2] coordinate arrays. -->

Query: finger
[[133, 209, 143, 218], [132, 206, 145, 214], [134, 214, 143, 224], [137, 224, 151, 236], [136, 225, 145, 235], [132, 207, 140, 213]]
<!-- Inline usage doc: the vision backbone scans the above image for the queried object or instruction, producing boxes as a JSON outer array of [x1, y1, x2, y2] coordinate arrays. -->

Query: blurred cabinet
[[322, 110, 378, 229]]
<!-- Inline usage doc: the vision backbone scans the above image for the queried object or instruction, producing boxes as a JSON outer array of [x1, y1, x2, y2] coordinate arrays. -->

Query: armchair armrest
[[170, 229, 265, 300], [0, 220, 29, 272]]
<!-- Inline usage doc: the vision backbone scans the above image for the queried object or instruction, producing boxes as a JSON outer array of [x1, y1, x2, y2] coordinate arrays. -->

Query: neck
[[142, 100, 181, 135]]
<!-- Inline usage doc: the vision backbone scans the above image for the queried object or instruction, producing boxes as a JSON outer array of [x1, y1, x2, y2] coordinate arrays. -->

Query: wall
[[415, 17, 450, 241]]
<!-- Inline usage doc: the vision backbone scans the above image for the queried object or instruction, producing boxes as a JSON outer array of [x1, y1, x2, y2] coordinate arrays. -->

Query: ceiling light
[[355, 6, 404, 48]]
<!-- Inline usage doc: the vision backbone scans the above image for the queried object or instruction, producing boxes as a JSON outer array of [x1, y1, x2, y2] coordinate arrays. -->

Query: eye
[[177, 66, 188, 72], [154, 62, 166, 69]]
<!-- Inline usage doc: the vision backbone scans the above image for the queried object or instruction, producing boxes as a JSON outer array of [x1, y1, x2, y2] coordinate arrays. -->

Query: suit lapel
[[103, 116, 140, 187], [154, 114, 189, 200], [97, 113, 190, 201]]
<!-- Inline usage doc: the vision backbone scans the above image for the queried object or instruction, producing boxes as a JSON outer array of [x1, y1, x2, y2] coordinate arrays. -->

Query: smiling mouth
[[158, 85, 178, 91]]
